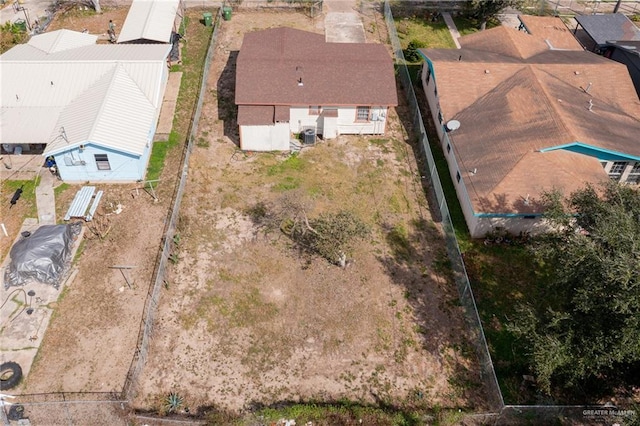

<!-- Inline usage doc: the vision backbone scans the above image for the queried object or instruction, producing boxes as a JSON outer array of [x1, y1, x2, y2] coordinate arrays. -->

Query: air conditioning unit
[[302, 128, 316, 145]]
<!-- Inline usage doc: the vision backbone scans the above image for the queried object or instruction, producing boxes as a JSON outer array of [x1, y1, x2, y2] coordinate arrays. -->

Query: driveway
[[323, 0, 365, 43]]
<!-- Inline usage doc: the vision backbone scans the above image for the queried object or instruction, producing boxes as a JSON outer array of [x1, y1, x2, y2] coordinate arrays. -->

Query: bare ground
[[134, 9, 487, 414], [3, 4, 488, 423]]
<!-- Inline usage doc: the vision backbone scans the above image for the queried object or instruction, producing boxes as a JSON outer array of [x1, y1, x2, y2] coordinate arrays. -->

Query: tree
[[508, 182, 640, 395], [246, 194, 369, 266], [466, 0, 523, 30], [403, 39, 426, 63]]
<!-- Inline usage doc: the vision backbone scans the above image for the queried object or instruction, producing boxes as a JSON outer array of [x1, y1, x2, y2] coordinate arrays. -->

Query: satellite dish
[[446, 120, 461, 131]]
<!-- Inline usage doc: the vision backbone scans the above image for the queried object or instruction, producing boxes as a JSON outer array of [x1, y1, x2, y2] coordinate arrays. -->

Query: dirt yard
[[8, 3, 175, 397], [133, 8, 487, 414], [2, 3, 487, 421]]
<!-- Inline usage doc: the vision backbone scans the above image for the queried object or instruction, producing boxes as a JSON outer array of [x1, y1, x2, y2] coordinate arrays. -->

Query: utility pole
[[613, 0, 622, 13]]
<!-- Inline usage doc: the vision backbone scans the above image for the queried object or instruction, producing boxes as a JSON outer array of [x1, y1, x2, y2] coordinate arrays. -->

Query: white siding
[[289, 107, 322, 134], [240, 123, 290, 151], [336, 106, 388, 136], [289, 106, 388, 137]]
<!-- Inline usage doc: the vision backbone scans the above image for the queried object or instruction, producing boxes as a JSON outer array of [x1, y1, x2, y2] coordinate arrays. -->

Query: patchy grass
[[147, 131, 180, 181], [54, 183, 70, 198], [2, 178, 39, 218], [452, 16, 501, 37], [463, 243, 539, 404], [146, 12, 214, 183], [394, 15, 456, 50]]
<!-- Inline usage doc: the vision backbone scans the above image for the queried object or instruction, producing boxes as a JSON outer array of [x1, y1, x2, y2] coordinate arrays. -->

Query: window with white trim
[[608, 161, 627, 180], [626, 162, 640, 184], [356, 106, 370, 121], [94, 154, 111, 171], [309, 106, 321, 115]]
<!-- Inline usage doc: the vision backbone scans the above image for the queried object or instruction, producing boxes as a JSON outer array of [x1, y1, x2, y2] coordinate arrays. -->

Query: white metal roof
[[0, 107, 63, 144], [0, 30, 169, 152], [1, 42, 172, 62], [45, 65, 156, 156], [27, 29, 98, 54], [117, 0, 180, 43]]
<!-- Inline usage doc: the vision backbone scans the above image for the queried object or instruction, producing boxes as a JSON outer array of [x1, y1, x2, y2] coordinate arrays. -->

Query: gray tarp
[[3, 222, 82, 289]]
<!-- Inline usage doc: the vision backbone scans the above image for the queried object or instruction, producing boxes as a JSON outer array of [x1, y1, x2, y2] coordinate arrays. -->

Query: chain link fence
[[383, 0, 504, 411], [121, 6, 222, 402]]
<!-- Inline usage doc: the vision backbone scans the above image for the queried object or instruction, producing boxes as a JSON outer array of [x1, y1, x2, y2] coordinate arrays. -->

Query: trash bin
[[203, 12, 213, 27], [223, 6, 232, 21], [14, 19, 27, 32]]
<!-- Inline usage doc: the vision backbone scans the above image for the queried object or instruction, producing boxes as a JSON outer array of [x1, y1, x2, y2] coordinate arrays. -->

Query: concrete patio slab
[[155, 71, 183, 141], [325, 12, 365, 43]]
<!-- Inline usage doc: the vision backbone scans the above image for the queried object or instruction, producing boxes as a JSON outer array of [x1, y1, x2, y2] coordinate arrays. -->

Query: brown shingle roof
[[460, 25, 549, 59], [422, 26, 640, 214], [235, 27, 398, 108], [237, 105, 274, 125], [518, 15, 584, 51]]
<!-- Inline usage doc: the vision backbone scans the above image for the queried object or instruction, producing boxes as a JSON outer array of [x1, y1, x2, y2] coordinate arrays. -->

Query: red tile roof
[[235, 28, 398, 110], [422, 26, 640, 214]]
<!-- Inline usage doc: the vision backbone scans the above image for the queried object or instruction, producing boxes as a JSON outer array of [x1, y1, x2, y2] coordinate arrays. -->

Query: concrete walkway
[[35, 170, 56, 225], [441, 12, 461, 49], [323, 0, 365, 43], [155, 71, 183, 141]]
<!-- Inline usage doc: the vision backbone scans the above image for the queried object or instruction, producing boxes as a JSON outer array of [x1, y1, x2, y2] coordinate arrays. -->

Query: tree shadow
[[476, 193, 545, 216], [377, 218, 489, 409], [216, 50, 239, 146], [392, 70, 444, 224]]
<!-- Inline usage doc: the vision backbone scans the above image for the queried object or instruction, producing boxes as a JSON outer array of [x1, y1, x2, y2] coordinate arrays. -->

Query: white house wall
[[240, 123, 290, 151], [289, 106, 388, 137], [336, 106, 388, 136], [289, 107, 323, 134]]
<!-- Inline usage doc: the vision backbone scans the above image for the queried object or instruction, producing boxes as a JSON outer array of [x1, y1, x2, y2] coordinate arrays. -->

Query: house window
[[309, 106, 321, 115], [523, 215, 536, 219], [446, 143, 451, 153], [438, 111, 443, 124], [356, 106, 370, 121], [627, 162, 640, 184], [426, 66, 431, 84], [456, 171, 461, 183], [95, 154, 111, 170], [608, 161, 627, 180]]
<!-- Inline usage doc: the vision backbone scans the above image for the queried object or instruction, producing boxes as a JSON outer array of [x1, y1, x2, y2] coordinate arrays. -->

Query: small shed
[[117, 0, 184, 44]]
